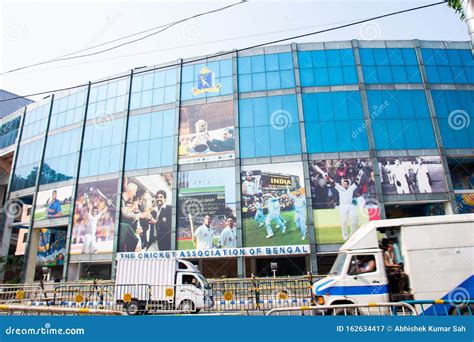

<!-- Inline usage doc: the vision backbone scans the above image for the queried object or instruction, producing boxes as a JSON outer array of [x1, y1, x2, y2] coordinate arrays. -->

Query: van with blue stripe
[[312, 214, 474, 315]]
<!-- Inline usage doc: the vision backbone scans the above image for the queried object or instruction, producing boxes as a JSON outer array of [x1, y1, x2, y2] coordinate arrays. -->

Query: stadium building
[[0, 39, 473, 282]]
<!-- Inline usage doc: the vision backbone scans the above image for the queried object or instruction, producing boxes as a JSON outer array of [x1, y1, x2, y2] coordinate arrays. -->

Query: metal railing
[[403, 299, 474, 316], [0, 303, 124, 315], [266, 302, 418, 316]]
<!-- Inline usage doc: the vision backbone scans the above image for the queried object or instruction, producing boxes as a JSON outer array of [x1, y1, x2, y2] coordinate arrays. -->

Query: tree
[[447, 0, 466, 20]]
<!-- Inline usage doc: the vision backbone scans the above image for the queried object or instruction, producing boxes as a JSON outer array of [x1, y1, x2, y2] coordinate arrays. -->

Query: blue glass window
[[422, 49, 474, 84], [302, 91, 368, 152], [87, 79, 128, 121], [40, 128, 82, 184], [366, 90, 435, 150], [239, 94, 301, 158], [238, 53, 295, 92], [11, 139, 44, 191], [125, 109, 176, 170], [50, 88, 87, 130], [298, 49, 357, 87], [22, 102, 50, 140], [360, 48, 421, 84], [431, 90, 474, 148], [130, 68, 177, 110], [79, 118, 125, 177]]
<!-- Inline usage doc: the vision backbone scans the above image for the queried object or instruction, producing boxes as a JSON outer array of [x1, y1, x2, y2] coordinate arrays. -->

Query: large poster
[[119, 173, 173, 252], [177, 167, 236, 250], [241, 162, 309, 247], [178, 101, 234, 164], [70, 179, 118, 254], [37, 228, 67, 266], [34, 186, 73, 221], [378, 156, 447, 195], [455, 193, 474, 214], [309, 159, 379, 244]]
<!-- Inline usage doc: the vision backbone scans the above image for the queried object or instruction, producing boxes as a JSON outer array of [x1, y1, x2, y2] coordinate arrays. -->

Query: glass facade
[[239, 94, 300, 158], [4, 40, 474, 280], [298, 49, 357, 86], [238, 52, 295, 91], [366, 90, 436, 150], [360, 48, 421, 84], [303, 91, 368, 152]]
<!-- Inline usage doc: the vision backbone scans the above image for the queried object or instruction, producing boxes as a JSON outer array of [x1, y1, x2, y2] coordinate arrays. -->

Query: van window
[[348, 255, 376, 275], [182, 274, 201, 289], [178, 262, 187, 270]]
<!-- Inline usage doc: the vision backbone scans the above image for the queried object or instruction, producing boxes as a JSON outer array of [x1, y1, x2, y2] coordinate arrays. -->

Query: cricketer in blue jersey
[[287, 188, 307, 240], [47, 190, 63, 218], [265, 193, 286, 239], [254, 200, 265, 227]]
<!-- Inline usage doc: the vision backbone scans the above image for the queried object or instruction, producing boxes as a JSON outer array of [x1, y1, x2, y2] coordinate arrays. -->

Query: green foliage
[[447, 0, 466, 20]]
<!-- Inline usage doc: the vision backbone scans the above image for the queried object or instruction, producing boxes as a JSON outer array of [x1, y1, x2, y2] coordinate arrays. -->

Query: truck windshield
[[329, 253, 346, 276], [197, 274, 211, 290]]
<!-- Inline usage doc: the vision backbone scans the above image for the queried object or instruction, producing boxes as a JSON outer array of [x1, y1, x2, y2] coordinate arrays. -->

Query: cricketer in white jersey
[[219, 218, 237, 248], [194, 215, 214, 249]]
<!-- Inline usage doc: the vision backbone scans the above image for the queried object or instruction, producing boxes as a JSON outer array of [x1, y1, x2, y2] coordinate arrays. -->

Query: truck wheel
[[178, 300, 195, 313], [125, 300, 140, 315]]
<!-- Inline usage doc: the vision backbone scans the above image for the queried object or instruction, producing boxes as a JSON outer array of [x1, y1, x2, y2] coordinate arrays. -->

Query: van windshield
[[197, 274, 211, 290], [329, 253, 346, 276]]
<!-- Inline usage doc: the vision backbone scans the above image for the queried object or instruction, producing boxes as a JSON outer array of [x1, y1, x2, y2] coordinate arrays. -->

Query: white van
[[115, 254, 213, 314], [312, 214, 474, 315]]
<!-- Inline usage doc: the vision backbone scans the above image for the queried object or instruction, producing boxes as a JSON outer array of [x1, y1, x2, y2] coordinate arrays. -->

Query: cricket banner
[[176, 167, 237, 251], [34, 185, 73, 221], [116, 244, 311, 260], [241, 162, 309, 248], [70, 179, 118, 255]]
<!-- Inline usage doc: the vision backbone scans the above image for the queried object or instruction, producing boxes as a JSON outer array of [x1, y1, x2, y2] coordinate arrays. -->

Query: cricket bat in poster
[[189, 213, 196, 247]]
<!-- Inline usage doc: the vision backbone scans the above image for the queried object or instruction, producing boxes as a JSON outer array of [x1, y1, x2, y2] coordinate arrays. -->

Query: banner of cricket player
[[34, 186, 73, 221], [37, 228, 67, 266], [178, 101, 235, 164], [310, 156, 447, 244], [66, 156, 448, 255], [70, 179, 118, 254]]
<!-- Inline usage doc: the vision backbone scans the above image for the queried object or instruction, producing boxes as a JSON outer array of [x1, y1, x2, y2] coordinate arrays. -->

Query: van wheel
[[125, 300, 140, 315], [178, 300, 195, 313]]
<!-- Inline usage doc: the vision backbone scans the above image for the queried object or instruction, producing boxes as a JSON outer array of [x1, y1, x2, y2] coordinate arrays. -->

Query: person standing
[[194, 215, 214, 249], [264, 193, 286, 239], [82, 206, 107, 254], [286, 188, 307, 240], [253, 198, 265, 227], [218, 217, 237, 248], [148, 190, 172, 251], [414, 158, 432, 193], [47, 190, 63, 218]]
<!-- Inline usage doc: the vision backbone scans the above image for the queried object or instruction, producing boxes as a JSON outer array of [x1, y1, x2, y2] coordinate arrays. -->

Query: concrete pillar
[[24, 228, 40, 283]]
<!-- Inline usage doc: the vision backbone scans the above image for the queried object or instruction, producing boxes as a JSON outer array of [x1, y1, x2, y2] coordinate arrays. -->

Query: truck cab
[[313, 248, 390, 310], [115, 256, 213, 314], [312, 214, 474, 314]]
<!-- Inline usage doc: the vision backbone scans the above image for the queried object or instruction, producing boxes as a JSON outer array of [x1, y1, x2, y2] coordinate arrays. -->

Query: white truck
[[312, 214, 474, 315], [115, 254, 213, 314]]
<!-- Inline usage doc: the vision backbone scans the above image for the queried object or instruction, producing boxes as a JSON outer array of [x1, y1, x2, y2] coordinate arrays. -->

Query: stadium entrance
[[245, 256, 307, 277], [385, 202, 446, 219]]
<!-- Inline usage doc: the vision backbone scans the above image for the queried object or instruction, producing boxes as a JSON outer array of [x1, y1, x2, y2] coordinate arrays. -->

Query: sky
[[0, 0, 470, 101]]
